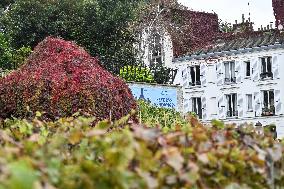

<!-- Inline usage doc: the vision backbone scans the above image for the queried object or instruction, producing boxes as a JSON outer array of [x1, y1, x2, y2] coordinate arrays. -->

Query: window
[[192, 97, 202, 119], [260, 57, 273, 79], [189, 66, 201, 86], [149, 33, 164, 67], [245, 61, 251, 77], [226, 93, 238, 117], [224, 61, 236, 83], [262, 90, 275, 116], [246, 94, 253, 111]]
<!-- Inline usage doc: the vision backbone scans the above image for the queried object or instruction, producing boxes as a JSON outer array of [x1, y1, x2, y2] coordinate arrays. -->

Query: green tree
[[0, 0, 146, 69], [0, 33, 31, 70], [0, 33, 13, 69], [0, 0, 15, 9]]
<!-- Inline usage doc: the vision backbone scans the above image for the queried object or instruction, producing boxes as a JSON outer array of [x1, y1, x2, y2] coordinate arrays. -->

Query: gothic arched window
[[149, 32, 164, 67]]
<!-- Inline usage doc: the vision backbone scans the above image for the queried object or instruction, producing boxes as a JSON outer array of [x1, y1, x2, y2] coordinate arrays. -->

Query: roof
[[174, 31, 284, 62]]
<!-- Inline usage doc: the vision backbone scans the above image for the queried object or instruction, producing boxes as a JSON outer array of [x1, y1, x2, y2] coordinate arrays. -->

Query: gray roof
[[174, 31, 284, 62]]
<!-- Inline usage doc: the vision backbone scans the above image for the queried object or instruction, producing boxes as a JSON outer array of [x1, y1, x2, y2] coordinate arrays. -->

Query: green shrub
[[137, 100, 186, 130], [119, 65, 154, 83], [0, 114, 283, 189]]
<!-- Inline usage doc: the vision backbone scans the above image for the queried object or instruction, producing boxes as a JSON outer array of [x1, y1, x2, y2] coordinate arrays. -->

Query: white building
[[170, 33, 284, 138], [138, 27, 174, 68]]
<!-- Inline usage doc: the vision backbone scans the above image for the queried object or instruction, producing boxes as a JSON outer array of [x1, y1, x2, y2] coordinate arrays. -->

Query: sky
[[178, 0, 275, 30]]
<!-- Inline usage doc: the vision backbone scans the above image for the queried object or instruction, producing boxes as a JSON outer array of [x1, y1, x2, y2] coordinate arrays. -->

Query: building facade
[[139, 0, 284, 137], [171, 34, 284, 138], [138, 7, 218, 67]]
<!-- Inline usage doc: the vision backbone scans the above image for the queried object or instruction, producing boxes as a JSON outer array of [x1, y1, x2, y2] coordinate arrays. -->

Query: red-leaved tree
[[0, 37, 137, 120]]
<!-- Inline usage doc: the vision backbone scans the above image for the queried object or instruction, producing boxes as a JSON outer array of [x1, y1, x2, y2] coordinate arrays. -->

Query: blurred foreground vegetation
[[0, 103, 283, 189]]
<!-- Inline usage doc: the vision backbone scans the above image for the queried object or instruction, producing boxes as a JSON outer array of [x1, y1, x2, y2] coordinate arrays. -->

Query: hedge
[[0, 37, 136, 121], [0, 113, 283, 189]]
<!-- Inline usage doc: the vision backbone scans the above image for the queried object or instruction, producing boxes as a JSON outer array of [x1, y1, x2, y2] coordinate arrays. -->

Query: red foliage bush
[[0, 37, 137, 120]]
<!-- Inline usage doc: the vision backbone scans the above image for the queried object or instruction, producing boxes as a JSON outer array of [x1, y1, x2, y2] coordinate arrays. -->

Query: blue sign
[[129, 84, 178, 109]]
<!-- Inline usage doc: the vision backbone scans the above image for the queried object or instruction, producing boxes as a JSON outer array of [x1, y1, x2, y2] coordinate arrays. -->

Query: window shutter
[[200, 63, 207, 86], [237, 93, 244, 117], [235, 61, 242, 83], [202, 96, 207, 120], [252, 58, 259, 81], [218, 95, 226, 119], [216, 62, 223, 86], [183, 98, 190, 114], [181, 66, 189, 87], [272, 56, 280, 79], [275, 90, 282, 115], [254, 91, 261, 117]]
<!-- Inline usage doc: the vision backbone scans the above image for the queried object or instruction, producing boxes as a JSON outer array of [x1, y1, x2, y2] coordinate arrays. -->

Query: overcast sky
[[178, 0, 275, 30]]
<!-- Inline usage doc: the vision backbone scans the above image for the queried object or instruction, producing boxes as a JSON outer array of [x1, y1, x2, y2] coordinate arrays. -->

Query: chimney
[[270, 22, 273, 29], [242, 14, 245, 23]]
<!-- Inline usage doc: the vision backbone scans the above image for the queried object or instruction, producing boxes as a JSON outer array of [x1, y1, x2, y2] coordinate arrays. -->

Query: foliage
[[0, 33, 13, 69], [136, 0, 220, 57], [219, 19, 233, 33], [150, 64, 175, 84], [0, 69, 13, 78], [0, 37, 137, 120], [0, 0, 145, 69], [119, 65, 154, 83], [0, 33, 31, 70], [0, 114, 283, 188], [137, 100, 186, 130], [0, 0, 15, 9], [11, 46, 32, 68]]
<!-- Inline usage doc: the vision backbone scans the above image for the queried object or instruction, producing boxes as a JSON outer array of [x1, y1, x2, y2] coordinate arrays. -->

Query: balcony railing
[[261, 106, 275, 116], [189, 80, 201, 86], [227, 110, 238, 118], [224, 77, 236, 84], [260, 72, 273, 80]]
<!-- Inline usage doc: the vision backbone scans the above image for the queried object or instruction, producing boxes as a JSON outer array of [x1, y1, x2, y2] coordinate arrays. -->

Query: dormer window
[[260, 57, 273, 80]]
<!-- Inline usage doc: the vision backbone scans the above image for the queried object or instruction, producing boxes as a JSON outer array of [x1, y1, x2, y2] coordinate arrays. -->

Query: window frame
[[192, 97, 202, 119], [260, 57, 273, 80], [246, 94, 253, 112], [189, 65, 201, 86], [261, 90, 275, 116], [224, 61, 236, 84], [244, 61, 251, 77], [149, 32, 164, 67], [226, 93, 238, 117]]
